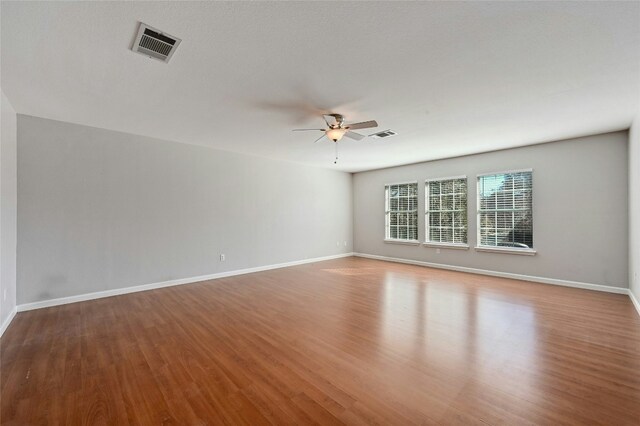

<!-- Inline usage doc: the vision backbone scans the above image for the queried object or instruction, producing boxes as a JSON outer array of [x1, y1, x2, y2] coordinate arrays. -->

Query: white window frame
[[424, 175, 469, 250], [384, 181, 420, 245], [475, 169, 536, 255]]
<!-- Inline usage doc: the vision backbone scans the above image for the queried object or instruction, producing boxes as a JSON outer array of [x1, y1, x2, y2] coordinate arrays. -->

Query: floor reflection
[[380, 270, 538, 395]]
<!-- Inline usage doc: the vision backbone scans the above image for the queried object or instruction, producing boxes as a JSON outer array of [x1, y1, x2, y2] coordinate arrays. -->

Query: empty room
[[1, 1, 640, 424]]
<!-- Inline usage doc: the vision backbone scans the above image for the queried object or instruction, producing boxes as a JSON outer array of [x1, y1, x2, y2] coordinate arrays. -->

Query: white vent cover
[[370, 130, 397, 139], [131, 23, 181, 63]]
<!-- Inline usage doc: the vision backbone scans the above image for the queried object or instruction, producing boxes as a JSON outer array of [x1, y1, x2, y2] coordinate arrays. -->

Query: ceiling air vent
[[131, 23, 181, 63], [370, 130, 397, 139]]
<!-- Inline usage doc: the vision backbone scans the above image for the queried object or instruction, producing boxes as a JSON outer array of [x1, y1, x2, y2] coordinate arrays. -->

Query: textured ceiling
[[2, 1, 639, 172]]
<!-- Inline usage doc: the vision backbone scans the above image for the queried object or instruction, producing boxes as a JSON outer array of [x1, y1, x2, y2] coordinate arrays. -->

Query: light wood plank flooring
[[1, 257, 640, 425]]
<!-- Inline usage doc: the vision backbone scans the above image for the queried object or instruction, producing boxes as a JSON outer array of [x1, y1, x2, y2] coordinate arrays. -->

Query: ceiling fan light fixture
[[326, 128, 347, 142]]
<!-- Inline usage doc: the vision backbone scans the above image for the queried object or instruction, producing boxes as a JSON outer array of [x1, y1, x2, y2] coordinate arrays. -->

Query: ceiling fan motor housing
[[325, 113, 344, 127]]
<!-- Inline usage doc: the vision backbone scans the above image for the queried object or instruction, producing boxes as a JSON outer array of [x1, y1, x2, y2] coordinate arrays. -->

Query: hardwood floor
[[1, 257, 639, 425]]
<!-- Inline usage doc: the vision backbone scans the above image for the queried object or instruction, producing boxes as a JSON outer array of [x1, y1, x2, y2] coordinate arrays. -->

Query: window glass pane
[[429, 196, 440, 211], [496, 191, 512, 210], [409, 227, 418, 241], [442, 180, 454, 194], [460, 194, 467, 207], [430, 181, 440, 196], [441, 212, 452, 227], [496, 211, 512, 228], [514, 190, 530, 209], [481, 230, 496, 246], [408, 197, 417, 211], [442, 194, 453, 210], [479, 212, 493, 227], [502, 175, 514, 190], [453, 212, 465, 227], [430, 212, 440, 227], [441, 228, 453, 243], [398, 227, 408, 239], [453, 229, 467, 244], [479, 194, 490, 210]]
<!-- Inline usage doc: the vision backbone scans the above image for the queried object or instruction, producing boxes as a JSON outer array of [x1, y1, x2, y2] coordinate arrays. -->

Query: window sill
[[422, 242, 469, 250], [474, 246, 537, 256], [384, 239, 421, 246]]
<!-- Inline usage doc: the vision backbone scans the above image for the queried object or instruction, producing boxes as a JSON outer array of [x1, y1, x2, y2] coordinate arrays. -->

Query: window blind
[[478, 171, 533, 248], [426, 177, 467, 244], [385, 183, 418, 241]]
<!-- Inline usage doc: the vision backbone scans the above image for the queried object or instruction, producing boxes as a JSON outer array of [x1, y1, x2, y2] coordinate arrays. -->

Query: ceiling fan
[[293, 113, 378, 143]]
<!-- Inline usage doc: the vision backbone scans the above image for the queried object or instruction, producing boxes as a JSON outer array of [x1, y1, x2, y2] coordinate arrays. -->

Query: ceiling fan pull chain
[[334, 142, 338, 164]]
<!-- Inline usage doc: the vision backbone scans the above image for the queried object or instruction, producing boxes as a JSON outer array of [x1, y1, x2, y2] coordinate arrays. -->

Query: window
[[385, 182, 418, 242], [425, 177, 468, 245], [477, 170, 533, 250]]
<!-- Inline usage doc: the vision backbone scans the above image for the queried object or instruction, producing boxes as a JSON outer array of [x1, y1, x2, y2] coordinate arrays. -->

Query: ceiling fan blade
[[345, 131, 365, 141], [313, 134, 326, 143], [346, 120, 378, 130], [292, 128, 325, 131]]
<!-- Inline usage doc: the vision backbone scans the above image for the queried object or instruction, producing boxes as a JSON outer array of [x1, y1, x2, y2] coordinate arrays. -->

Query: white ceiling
[[2, 1, 639, 172]]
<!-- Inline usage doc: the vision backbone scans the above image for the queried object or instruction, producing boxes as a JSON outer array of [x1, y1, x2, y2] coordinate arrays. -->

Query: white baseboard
[[0, 307, 17, 338], [629, 290, 640, 318], [17, 252, 354, 312], [353, 252, 629, 295], [14, 252, 640, 320]]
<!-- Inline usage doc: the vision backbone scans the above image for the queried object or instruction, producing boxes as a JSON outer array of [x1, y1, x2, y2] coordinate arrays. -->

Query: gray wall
[[17, 115, 353, 305], [630, 114, 640, 301], [353, 132, 629, 289], [1, 91, 17, 329]]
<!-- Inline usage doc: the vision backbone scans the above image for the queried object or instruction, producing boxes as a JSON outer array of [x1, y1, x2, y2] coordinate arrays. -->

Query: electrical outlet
[[436, 248, 441, 254], [344, 241, 347, 246], [220, 254, 225, 262], [336, 241, 340, 247]]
